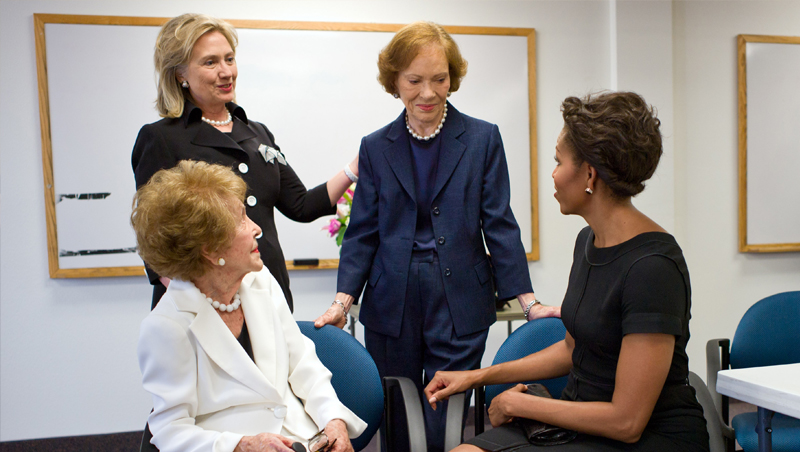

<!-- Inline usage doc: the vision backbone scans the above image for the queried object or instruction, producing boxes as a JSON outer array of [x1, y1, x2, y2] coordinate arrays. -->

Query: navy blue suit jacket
[[337, 103, 533, 338]]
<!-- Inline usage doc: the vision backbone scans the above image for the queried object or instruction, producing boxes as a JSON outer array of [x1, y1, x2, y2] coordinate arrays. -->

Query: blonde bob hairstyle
[[154, 13, 238, 118], [131, 160, 248, 282], [377, 21, 468, 96]]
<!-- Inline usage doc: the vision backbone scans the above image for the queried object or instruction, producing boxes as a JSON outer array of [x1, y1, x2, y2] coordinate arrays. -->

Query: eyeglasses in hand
[[309, 430, 337, 452]]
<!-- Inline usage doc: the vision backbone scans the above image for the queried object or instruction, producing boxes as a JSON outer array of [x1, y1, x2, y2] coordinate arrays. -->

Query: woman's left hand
[[322, 419, 353, 452], [487, 383, 528, 427]]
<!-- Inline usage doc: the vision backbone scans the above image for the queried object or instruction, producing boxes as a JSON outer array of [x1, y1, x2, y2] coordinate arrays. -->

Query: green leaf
[[335, 225, 347, 247]]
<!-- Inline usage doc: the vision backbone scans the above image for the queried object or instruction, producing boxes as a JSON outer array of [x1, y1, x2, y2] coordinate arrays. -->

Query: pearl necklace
[[201, 109, 232, 127], [203, 291, 241, 312], [406, 104, 447, 141]]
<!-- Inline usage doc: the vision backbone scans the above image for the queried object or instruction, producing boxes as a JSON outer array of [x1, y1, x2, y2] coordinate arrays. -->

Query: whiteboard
[[35, 15, 538, 277], [738, 35, 800, 253]]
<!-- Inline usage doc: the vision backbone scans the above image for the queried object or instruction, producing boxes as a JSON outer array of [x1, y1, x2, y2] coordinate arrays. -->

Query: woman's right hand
[[313, 293, 354, 329], [424, 370, 478, 411], [235, 433, 295, 452]]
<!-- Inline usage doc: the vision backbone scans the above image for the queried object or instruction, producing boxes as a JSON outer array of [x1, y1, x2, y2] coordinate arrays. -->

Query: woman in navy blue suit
[[314, 22, 559, 452]]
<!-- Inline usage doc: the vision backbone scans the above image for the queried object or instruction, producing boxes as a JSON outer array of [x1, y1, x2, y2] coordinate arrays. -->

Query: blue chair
[[382, 376, 466, 452], [380, 318, 567, 449], [474, 317, 568, 435], [706, 291, 800, 452], [297, 321, 383, 451]]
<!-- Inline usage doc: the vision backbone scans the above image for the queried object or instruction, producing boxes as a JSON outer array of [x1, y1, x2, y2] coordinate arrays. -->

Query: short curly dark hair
[[561, 91, 662, 198]]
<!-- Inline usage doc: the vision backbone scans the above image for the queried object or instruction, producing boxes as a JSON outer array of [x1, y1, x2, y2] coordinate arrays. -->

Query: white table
[[716, 363, 800, 452]]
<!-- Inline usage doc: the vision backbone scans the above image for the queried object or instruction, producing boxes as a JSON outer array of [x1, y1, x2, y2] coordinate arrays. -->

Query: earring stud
[[393, 93, 399, 99], [218, 258, 225, 266], [585, 188, 593, 195], [181, 81, 189, 88]]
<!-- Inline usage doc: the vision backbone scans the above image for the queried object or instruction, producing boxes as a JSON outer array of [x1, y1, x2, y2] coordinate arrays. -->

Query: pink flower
[[325, 218, 341, 237]]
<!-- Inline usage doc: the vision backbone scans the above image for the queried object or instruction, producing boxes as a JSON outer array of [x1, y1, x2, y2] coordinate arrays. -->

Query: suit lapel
[[432, 104, 467, 201], [191, 123, 247, 151], [383, 112, 416, 201], [227, 119, 258, 145], [238, 272, 284, 393], [171, 280, 281, 402]]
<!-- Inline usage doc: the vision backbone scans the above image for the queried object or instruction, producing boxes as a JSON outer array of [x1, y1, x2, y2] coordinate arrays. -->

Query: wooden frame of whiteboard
[[34, 13, 538, 277], [737, 34, 800, 253]]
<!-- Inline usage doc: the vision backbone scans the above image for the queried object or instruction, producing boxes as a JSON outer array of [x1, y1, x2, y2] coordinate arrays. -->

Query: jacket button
[[438, 236, 445, 245], [432, 206, 440, 215], [247, 195, 257, 207], [238, 163, 249, 174], [444, 268, 451, 277], [273, 406, 287, 419]]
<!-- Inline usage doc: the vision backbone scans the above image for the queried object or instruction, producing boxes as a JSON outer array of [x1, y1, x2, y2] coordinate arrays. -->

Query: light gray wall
[[0, 0, 797, 442], [672, 0, 800, 375]]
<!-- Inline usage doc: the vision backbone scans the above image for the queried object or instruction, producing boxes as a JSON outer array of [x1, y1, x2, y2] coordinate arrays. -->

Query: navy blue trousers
[[366, 250, 489, 452]]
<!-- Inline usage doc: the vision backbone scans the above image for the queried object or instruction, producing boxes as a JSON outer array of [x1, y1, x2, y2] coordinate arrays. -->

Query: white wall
[[672, 0, 800, 381], [0, 0, 797, 442]]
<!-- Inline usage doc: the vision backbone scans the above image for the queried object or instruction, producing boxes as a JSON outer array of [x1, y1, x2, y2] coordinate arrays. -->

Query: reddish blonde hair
[[131, 160, 247, 281], [377, 21, 467, 96]]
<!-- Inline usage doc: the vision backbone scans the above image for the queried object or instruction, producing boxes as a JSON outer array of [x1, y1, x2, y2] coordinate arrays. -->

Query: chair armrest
[[383, 376, 428, 452], [141, 422, 158, 452], [721, 423, 735, 452], [444, 393, 465, 451], [474, 386, 485, 436], [706, 338, 730, 423]]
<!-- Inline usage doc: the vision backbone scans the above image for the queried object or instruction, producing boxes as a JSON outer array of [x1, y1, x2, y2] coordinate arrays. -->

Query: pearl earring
[[447, 92, 452, 97], [393, 93, 399, 99], [217, 258, 225, 266], [181, 81, 189, 88], [585, 188, 593, 195]]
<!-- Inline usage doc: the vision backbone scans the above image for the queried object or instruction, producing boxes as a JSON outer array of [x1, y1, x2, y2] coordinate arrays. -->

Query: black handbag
[[514, 384, 578, 446]]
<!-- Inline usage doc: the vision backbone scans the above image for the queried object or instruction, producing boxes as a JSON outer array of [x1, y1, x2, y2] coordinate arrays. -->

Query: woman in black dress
[[132, 13, 358, 310], [424, 92, 709, 451]]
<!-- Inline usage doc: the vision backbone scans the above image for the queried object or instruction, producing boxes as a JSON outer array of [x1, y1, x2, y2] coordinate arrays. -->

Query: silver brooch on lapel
[[258, 144, 287, 165]]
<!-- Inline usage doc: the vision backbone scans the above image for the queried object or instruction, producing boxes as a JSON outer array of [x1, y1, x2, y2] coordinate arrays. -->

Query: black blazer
[[131, 101, 335, 311], [337, 103, 533, 337]]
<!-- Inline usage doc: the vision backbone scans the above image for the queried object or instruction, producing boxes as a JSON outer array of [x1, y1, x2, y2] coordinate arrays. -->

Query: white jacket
[[138, 266, 367, 452]]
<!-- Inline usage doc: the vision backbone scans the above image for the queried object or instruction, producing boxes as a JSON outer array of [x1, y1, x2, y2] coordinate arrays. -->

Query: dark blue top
[[409, 133, 442, 250], [237, 320, 255, 362]]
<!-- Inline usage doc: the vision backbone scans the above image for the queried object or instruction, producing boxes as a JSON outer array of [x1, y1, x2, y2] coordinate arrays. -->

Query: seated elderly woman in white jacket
[[133, 160, 366, 452]]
